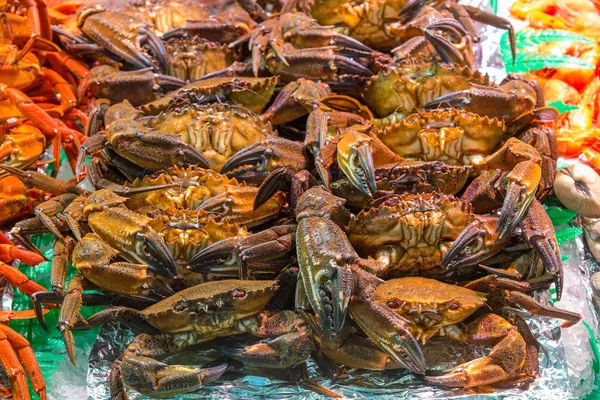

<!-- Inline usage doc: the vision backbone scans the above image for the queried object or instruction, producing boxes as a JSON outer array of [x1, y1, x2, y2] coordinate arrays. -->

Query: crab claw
[[197, 186, 285, 228], [520, 199, 563, 300], [442, 216, 507, 270], [106, 120, 211, 172], [220, 137, 311, 185], [496, 162, 539, 240], [260, 79, 331, 126], [189, 225, 296, 279], [424, 19, 473, 69], [296, 216, 356, 333], [332, 130, 377, 196], [136, 228, 177, 279], [425, 314, 526, 388], [349, 300, 426, 374], [424, 82, 539, 124]]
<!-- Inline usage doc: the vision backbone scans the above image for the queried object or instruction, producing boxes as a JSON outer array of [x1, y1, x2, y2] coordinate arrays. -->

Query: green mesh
[[547, 207, 579, 226], [546, 101, 579, 115], [500, 29, 596, 72], [490, 0, 498, 14], [555, 226, 583, 244], [501, 29, 593, 50]]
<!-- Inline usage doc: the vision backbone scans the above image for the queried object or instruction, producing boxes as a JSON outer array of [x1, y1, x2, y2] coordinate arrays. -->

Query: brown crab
[[349, 276, 581, 387], [65, 279, 396, 398], [288, 0, 515, 52], [0, 168, 179, 281], [99, 166, 287, 229], [205, 12, 374, 84], [53, 5, 168, 72]]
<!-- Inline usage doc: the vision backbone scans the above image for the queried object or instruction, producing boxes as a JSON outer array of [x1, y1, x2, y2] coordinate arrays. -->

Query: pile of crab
[[0, 0, 585, 398]]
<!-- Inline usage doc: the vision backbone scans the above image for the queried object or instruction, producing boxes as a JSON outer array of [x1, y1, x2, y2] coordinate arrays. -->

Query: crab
[[164, 36, 239, 82], [75, 100, 212, 182], [147, 209, 250, 285], [0, 168, 178, 280], [204, 11, 374, 84], [52, 5, 168, 73], [329, 74, 559, 239], [0, 83, 87, 173], [0, 175, 47, 226], [87, 165, 287, 229], [362, 60, 491, 119], [370, 106, 556, 234], [137, 102, 275, 171], [348, 276, 581, 387], [289, 0, 515, 51], [60, 277, 406, 398]]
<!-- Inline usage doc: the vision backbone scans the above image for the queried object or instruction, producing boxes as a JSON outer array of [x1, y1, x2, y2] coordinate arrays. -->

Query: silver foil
[[73, 1, 599, 399]]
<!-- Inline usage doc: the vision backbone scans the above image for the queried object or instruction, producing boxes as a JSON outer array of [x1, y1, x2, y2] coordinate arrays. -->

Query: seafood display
[[0, 0, 593, 398], [508, 0, 600, 167]]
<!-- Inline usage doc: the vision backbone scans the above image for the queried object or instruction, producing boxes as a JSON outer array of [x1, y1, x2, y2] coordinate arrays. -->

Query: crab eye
[[232, 289, 246, 299], [135, 232, 146, 243], [173, 301, 187, 312], [447, 301, 459, 311], [387, 299, 400, 309]]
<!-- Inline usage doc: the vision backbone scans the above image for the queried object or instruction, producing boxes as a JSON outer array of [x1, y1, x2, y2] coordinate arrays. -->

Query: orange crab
[[0, 262, 52, 400]]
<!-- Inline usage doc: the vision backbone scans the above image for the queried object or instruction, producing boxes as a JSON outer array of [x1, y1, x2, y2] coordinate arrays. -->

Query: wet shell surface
[[554, 163, 600, 217]]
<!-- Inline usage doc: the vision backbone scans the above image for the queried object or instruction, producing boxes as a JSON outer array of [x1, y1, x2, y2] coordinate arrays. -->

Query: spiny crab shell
[[150, 208, 249, 259], [376, 109, 506, 164], [140, 76, 279, 115], [164, 37, 238, 82], [125, 166, 241, 211], [139, 103, 274, 170], [372, 277, 486, 343], [363, 63, 490, 118], [347, 193, 472, 274]]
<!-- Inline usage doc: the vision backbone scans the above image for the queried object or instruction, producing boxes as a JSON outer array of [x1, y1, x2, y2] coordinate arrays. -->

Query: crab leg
[[423, 19, 473, 69], [0, 324, 33, 400], [86, 158, 180, 196], [0, 165, 89, 196], [260, 79, 331, 126], [0, 262, 47, 297], [11, 215, 71, 257], [34, 193, 79, 240], [503, 291, 581, 328], [40, 67, 77, 116], [461, 5, 515, 60], [21, 0, 52, 40], [0, 85, 87, 172], [0, 232, 44, 266], [1, 323, 47, 400], [425, 313, 527, 388]]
